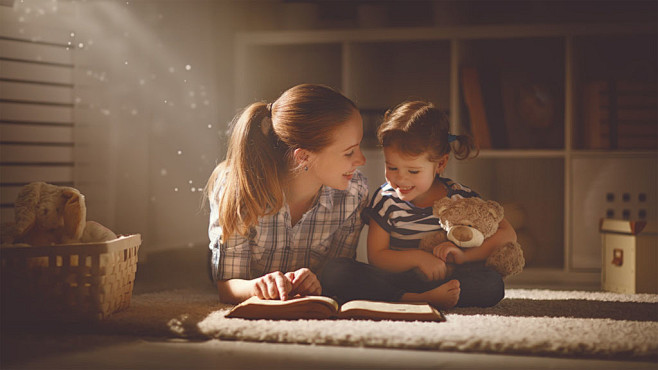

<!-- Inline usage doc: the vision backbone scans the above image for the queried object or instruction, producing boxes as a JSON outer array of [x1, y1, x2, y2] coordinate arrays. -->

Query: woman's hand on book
[[285, 268, 322, 297], [253, 271, 293, 300], [251, 268, 321, 301]]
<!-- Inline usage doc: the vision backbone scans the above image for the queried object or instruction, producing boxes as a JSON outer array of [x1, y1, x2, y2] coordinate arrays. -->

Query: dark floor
[[133, 244, 215, 294]]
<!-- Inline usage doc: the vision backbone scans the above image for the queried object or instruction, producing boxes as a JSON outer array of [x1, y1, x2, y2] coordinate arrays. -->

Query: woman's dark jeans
[[320, 257, 504, 307]]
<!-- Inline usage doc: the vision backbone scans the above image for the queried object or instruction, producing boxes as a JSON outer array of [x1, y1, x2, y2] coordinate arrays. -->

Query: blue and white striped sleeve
[[363, 185, 394, 233]]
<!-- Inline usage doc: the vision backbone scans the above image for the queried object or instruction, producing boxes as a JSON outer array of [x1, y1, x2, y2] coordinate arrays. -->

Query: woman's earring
[[304, 165, 309, 172]]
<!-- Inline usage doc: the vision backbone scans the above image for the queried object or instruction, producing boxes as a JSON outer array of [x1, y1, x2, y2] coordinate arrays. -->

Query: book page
[[239, 295, 338, 307], [338, 300, 445, 322], [340, 300, 435, 314], [226, 295, 339, 320]]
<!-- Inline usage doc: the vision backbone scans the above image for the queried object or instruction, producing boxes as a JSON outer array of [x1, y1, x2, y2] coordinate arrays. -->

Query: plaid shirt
[[208, 170, 368, 281]]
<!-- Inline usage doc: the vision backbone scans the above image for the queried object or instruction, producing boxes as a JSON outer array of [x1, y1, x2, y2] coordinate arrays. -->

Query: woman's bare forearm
[[216, 278, 255, 304]]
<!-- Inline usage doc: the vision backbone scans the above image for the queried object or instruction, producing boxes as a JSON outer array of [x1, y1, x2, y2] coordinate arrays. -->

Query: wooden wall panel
[[0, 102, 73, 123], [0, 26, 74, 214], [0, 60, 73, 84], [0, 123, 73, 143]]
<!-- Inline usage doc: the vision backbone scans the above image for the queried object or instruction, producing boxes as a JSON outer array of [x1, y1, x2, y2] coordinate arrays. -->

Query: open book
[[225, 295, 446, 321]]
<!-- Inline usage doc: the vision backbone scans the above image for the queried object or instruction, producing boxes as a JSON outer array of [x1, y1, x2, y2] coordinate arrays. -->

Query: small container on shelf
[[600, 219, 657, 294]]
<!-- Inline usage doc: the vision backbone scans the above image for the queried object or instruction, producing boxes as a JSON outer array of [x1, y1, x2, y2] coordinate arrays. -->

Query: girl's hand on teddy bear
[[433, 242, 465, 264]]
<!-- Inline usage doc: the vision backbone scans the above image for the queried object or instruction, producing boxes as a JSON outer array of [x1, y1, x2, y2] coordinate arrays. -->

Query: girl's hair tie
[[447, 133, 458, 143]]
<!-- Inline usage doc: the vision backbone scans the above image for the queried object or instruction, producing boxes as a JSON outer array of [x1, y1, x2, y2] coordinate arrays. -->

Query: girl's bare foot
[[427, 279, 461, 308], [400, 279, 461, 309]]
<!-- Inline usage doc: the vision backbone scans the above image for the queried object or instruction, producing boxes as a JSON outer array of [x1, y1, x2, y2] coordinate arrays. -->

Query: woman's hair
[[206, 84, 358, 241], [377, 101, 478, 161]]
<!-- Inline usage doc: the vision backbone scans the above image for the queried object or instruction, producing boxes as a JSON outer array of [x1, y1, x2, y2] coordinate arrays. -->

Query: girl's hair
[[377, 101, 478, 161], [206, 84, 358, 241]]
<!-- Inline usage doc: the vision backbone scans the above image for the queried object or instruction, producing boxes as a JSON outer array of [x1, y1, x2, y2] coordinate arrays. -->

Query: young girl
[[320, 101, 517, 309], [206, 84, 368, 304]]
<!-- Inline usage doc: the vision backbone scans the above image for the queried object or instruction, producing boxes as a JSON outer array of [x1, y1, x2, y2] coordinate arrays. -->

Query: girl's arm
[[367, 221, 447, 280], [461, 218, 517, 262], [435, 218, 517, 264]]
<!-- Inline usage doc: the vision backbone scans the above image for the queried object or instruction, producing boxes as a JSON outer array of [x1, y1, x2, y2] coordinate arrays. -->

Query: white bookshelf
[[234, 22, 657, 272]]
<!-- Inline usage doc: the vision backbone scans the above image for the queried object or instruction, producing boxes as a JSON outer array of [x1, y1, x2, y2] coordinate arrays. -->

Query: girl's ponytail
[[378, 100, 479, 162], [450, 132, 479, 160]]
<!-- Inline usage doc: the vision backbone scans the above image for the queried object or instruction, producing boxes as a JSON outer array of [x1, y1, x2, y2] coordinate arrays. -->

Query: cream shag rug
[[13, 288, 657, 361], [197, 289, 658, 361]]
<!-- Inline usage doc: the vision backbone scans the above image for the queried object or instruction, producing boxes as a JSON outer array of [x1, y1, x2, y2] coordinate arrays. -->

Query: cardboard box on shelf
[[600, 219, 657, 294]]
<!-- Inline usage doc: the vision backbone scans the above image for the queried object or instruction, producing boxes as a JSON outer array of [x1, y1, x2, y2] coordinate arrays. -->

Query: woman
[[206, 84, 368, 304]]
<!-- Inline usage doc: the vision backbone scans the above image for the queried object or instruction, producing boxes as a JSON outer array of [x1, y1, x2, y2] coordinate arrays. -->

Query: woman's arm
[[367, 221, 447, 281], [217, 268, 322, 304], [217, 278, 263, 304], [217, 272, 293, 304]]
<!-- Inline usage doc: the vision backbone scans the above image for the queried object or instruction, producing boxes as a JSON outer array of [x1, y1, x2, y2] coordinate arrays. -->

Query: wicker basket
[[1, 234, 140, 321]]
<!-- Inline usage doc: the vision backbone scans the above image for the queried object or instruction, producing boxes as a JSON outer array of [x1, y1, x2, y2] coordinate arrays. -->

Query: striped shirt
[[364, 177, 480, 250], [208, 170, 369, 281]]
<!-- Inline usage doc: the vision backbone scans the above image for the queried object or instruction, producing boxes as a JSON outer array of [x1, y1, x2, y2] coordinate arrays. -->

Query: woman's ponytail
[[208, 102, 288, 241], [206, 84, 358, 241]]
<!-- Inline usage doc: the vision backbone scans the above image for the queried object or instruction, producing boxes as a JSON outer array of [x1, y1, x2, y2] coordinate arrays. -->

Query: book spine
[[583, 80, 657, 150], [461, 67, 492, 149], [480, 65, 507, 149], [608, 78, 618, 150]]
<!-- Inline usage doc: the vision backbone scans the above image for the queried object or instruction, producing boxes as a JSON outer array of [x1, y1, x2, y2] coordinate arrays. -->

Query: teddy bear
[[418, 196, 525, 278], [0, 182, 116, 246]]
